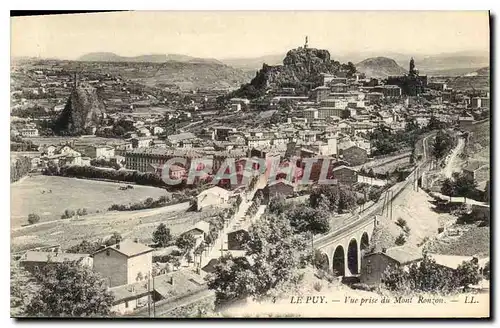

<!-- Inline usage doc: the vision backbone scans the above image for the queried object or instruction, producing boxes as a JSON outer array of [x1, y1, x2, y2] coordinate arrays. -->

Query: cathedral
[[386, 57, 428, 96]]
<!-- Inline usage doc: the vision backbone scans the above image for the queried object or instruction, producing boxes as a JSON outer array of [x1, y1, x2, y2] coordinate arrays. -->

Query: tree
[[285, 203, 330, 234], [206, 254, 256, 304], [27, 213, 40, 225], [441, 178, 455, 201], [105, 232, 122, 246], [395, 233, 406, 246], [267, 195, 287, 216], [176, 233, 197, 252], [309, 185, 356, 213], [314, 250, 329, 271], [24, 261, 114, 317], [152, 223, 172, 247], [381, 264, 408, 291], [455, 259, 482, 289], [11, 265, 33, 314], [454, 173, 477, 203], [66, 240, 102, 254], [383, 253, 460, 293], [206, 214, 308, 304], [432, 130, 455, 160], [483, 261, 490, 280]]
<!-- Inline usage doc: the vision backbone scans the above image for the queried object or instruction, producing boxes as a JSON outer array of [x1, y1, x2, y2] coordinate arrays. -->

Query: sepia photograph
[[9, 10, 491, 318]]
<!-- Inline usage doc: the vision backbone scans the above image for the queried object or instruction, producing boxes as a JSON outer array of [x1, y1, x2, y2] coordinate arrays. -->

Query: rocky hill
[[356, 57, 407, 78], [53, 84, 106, 135], [231, 47, 353, 99]]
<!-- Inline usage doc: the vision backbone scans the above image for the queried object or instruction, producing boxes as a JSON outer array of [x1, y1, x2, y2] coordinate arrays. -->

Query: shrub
[[77, 208, 88, 216], [351, 283, 377, 292], [417, 236, 430, 247], [483, 261, 490, 280], [313, 281, 323, 292], [60, 209, 76, 220], [395, 233, 406, 246], [27, 213, 41, 225], [437, 227, 444, 234], [170, 250, 182, 257], [395, 218, 407, 229]]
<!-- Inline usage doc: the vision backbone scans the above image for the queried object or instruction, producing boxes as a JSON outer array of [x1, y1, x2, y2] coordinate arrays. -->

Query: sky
[[11, 11, 490, 60]]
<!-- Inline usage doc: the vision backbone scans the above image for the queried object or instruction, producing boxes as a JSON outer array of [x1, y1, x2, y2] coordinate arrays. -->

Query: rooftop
[[93, 240, 153, 258], [464, 161, 488, 172]]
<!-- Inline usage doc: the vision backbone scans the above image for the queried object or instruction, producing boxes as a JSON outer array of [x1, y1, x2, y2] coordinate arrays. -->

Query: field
[[11, 175, 169, 228], [11, 199, 220, 253], [26, 136, 125, 147]]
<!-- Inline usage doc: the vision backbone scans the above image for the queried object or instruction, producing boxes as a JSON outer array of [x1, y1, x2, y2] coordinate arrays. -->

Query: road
[[443, 137, 465, 178]]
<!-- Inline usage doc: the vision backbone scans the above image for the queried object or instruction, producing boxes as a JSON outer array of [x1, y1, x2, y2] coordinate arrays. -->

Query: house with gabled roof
[[92, 240, 153, 288]]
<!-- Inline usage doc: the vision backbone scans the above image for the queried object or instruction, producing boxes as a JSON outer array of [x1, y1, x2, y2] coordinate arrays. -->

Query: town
[[11, 13, 490, 319]]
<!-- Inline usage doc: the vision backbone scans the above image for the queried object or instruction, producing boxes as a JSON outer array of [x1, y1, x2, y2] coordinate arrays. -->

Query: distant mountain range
[[355, 57, 407, 78], [220, 50, 489, 77], [78, 52, 223, 65], [220, 54, 284, 71]]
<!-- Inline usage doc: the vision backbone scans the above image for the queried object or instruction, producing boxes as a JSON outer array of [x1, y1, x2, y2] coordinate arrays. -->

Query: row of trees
[[108, 195, 178, 211], [382, 254, 482, 293], [90, 158, 121, 170]]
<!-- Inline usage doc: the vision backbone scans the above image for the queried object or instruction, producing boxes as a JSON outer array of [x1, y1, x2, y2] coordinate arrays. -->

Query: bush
[[351, 283, 377, 292], [437, 227, 444, 234], [108, 195, 174, 211], [395, 218, 407, 229], [483, 261, 490, 280], [77, 208, 88, 216], [313, 282, 323, 292], [417, 236, 430, 247], [395, 233, 406, 246], [27, 213, 40, 225], [61, 209, 76, 220]]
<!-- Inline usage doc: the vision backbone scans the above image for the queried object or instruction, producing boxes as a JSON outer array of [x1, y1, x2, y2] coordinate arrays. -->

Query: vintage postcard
[[10, 11, 490, 318]]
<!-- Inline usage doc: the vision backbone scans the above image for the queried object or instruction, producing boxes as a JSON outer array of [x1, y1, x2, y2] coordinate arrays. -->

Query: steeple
[[304, 36, 309, 49]]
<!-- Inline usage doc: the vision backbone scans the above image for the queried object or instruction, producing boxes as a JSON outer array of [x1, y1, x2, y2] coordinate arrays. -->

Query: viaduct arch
[[315, 216, 378, 277]]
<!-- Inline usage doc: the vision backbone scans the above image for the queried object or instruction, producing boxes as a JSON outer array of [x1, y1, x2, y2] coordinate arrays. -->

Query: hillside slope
[[356, 57, 407, 78]]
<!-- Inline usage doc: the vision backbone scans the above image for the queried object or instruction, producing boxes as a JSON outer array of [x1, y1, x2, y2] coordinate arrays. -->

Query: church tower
[[304, 36, 309, 49]]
